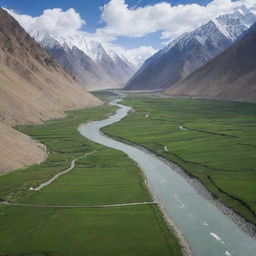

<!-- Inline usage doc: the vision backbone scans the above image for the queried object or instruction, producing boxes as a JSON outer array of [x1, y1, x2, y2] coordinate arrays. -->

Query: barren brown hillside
[[0, 8, 101, 126], [0, 8, 101, 174], [0, 122, 47, 175]]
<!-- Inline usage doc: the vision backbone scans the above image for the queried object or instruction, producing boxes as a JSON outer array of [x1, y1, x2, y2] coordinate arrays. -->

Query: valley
[[87, 93, 256, 255], [0, 101, 181, 256], [0, 91, 255, 255], [0, 1, 256, 255], [103, 95, 256, 226]]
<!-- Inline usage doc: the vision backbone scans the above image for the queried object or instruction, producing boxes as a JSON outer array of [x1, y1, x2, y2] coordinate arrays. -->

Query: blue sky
[[1, 0, 251, 66], [0, 0, 213, 26], [0, 0, 213, 48]]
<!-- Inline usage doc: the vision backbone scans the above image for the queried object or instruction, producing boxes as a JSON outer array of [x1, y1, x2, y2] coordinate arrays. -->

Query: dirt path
[[30, 151, 96, 191]]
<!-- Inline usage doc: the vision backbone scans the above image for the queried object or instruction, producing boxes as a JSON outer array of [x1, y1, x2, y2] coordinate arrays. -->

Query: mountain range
[[125, 5, 256, 91], [1, 4, 256, 174], [31, 30, 136, 90], [165, 23, 256, 102], [0, 8, 100, 173]]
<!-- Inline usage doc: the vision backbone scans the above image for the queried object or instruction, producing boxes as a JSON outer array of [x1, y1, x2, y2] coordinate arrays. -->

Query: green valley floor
[[0, 103, 182, 256], [103, 95, 256, 225]]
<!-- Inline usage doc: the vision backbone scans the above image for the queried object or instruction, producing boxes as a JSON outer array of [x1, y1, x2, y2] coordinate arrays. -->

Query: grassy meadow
[[0, 102, 182, 256], [103, 96, 256, 224]]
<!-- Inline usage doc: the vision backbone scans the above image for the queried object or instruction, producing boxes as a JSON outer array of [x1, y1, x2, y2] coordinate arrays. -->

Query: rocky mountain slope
[[30, 31, 136, 90], [165, 23, 256, 102], [0, 8, 101, 173], [125, 5, 256, 91]]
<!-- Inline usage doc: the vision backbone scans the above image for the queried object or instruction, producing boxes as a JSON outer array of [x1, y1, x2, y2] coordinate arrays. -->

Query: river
[[78, 97, 256, 256]]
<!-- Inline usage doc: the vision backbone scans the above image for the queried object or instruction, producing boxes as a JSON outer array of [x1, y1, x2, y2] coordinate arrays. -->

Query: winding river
[[79, 97, 256, 256]]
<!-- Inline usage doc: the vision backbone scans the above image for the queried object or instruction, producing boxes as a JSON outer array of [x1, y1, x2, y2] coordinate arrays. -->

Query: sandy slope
[[0, 8, 101, 173], [0, 122, 47, 175]]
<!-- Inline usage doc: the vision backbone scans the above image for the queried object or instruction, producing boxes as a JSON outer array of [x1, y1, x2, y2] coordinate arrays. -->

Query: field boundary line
[[0, 201, 156, 208]]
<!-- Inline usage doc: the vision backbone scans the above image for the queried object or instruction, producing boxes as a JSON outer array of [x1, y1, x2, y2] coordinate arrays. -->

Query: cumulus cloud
[[7, 8, 85, 37], [112, 45, 157, 67], [97, 0, 256, 40], [6, 7, 155, 66], [5, 0, 256, 66]]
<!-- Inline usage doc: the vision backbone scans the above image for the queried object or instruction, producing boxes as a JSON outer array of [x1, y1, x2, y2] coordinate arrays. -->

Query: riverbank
[[77, 95, 256, 255], [102, 130, 256, 239], [103, 95, 256, 225], [143, 174, 193, 256], [79, 99, 256, 256]]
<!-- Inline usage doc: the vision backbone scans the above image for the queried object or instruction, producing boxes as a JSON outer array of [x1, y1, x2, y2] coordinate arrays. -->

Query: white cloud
[[124, 46, 157, 67], [5, 7, 155, 66], [112, 45, 157, 67], [5, 0, 255, 66], [7, 8, 85, 37], [97, 0, 255, 40]]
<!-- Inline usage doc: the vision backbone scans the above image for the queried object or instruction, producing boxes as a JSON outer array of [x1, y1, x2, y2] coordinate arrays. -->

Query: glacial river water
[[79, 97, 256, 256]]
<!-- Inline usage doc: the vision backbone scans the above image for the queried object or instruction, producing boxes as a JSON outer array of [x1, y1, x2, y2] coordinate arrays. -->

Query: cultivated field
[[0, 104, 181, 256]]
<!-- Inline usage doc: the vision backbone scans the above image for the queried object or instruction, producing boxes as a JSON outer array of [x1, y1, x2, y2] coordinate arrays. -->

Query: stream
[[78, 97, 256, 256]]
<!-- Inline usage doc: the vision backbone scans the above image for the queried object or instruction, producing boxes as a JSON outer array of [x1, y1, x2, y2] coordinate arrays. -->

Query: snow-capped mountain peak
[[32, 30, 60, 49], [125, 5, 256, 91], [31, 29, 133, 66], [29, 29, 135, 90], [156, 5, 256, 59]]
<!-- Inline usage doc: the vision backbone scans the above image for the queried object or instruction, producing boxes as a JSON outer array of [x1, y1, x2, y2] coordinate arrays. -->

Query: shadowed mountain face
[[31, 31, 136, 90], [165, 23, 256, 102], [125, 6, 256, 91], [43, 39, 116, 91], [0, 8, 100, 126]]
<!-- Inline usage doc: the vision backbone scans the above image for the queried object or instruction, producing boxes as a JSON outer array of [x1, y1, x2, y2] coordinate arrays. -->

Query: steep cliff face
[[165, 23, 256, 103]]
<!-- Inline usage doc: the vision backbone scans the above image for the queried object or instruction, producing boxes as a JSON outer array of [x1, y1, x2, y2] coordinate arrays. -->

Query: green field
[[0, 103, 182, 256], [103, 96, 256, 224]]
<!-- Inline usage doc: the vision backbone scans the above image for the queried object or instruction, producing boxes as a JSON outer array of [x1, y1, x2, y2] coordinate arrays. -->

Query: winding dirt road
[[30, 151, 96, 191]]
